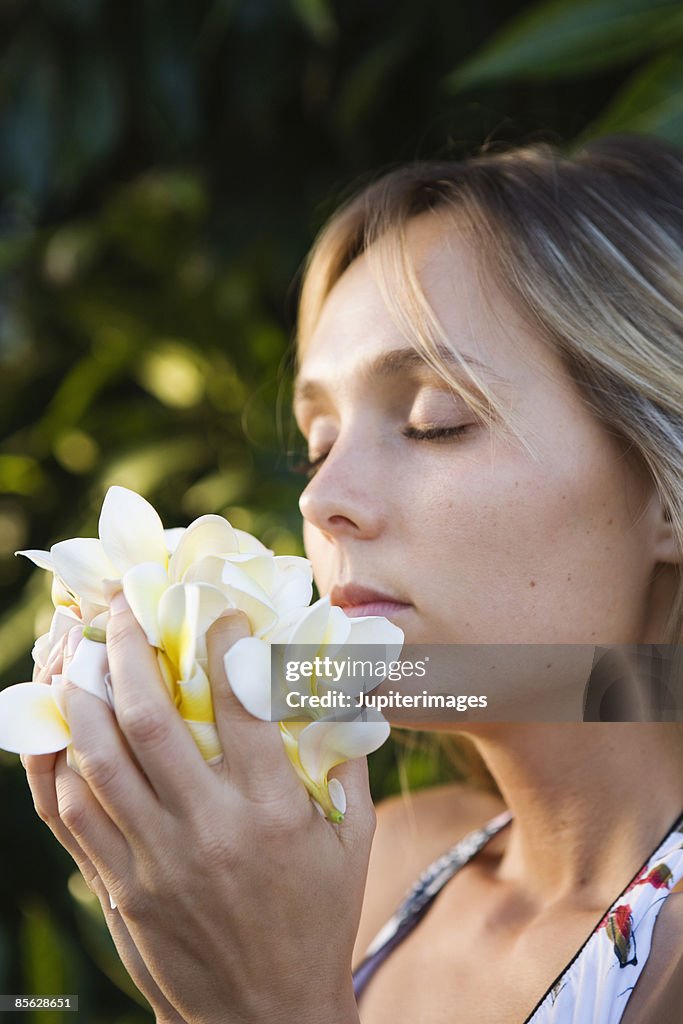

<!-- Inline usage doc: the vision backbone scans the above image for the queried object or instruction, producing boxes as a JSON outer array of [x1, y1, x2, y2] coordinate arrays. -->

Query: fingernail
[[110, 592, 128, 616]]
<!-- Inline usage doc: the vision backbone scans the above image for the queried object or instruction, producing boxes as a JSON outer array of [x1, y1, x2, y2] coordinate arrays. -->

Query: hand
[[23, 629, 187, 1024], [34, 600, 372, 1024]]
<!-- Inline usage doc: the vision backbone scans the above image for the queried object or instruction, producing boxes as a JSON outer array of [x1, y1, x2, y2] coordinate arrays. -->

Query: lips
[[329, 583, 412, 619]]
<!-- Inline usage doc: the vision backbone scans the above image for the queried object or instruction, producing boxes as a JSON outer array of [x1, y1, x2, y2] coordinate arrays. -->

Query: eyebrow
[[293, 345, 503, 405]]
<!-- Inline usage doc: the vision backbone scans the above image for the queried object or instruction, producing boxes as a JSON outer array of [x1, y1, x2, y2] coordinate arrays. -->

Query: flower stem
[[82, 626, 107, 643]]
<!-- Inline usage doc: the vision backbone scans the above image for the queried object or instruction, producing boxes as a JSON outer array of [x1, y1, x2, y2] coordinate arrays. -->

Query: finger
[[24, 748, 129, 899], [53, 749, 131, 894], [60, 678, 161, 840], [106, 594, 211, 812], [206, 612, 307, 806]]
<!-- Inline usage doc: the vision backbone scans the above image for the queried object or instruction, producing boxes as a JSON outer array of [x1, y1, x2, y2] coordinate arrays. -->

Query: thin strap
[[352, 808, 513, 1000]]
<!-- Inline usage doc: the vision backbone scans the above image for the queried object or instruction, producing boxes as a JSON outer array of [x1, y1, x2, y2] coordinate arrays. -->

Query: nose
[[298, 440, 387, 541]]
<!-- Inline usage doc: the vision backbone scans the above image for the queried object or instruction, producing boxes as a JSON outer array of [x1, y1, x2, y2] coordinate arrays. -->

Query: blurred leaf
[[21, 899, 76, 1024], [135, 341, 205, 408], [0, 455, 43, 496], [58, 53, 123, 191], [31, 348, 133, 452], [101, 438, 212, 496], [580, 51, 683, 143], [48, 0, 103, 29], [290, 0, 337, 45], [0, 36, 57, 200], [142, 21, 200, 149], [446, 0, 683, 89], [0, 575, 49, 677], [336, 34, 409, 136], [68, 875, 151, 1011]]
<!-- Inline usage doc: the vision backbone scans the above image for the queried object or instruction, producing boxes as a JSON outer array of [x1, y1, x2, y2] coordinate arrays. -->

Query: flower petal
[[157, 584, 196, 676], [183, 719, 223, 762], [297, 712, 390, 782], [169, 515, 239, 582], [52, 575, 76, 608], [122, 562, 169, 647], [0, 682, 70, 754], [48, 605, 81, 647], [285, 597, 343, 663], [31, 633, 53, 670], [99, 486, 168, 572], [346, 615, 405, 654], [16, 549, 54, 572], [233, 529, 271, 555], [177, 663, 215, 723], [164, 527, 186, 554], [224, 636, 273, 720], [51, 538, 120, 606], [64, 637, 111, 705], [224, 553, 276, 593], [77, 598, 109, 625], [270, 556, 313, 613]]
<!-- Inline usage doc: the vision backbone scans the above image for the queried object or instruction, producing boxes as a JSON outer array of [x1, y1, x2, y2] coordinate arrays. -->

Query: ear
[[650, 497, 682, 565]]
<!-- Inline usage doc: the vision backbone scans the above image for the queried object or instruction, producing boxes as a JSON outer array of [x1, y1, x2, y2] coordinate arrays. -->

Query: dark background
[[1, 0, 682, 1019]]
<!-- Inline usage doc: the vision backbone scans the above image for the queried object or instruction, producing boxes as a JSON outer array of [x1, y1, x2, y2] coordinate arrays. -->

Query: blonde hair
[[295, 134, 683, 644]]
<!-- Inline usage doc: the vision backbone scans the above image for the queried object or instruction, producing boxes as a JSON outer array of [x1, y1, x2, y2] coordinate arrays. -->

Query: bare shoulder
[[620, 892, 683, 1023], [353, 780, 507, 967]]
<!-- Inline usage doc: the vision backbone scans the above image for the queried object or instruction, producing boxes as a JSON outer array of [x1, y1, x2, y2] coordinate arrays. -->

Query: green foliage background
[[1, 0, 681, 1018]]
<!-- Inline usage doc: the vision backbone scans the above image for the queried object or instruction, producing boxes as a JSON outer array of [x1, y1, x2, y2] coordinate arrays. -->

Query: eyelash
[[290, 424, 470, 480]]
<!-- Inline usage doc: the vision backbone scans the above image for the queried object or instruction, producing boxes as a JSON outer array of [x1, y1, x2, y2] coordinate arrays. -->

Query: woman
[[23, 134, 683, 1022]]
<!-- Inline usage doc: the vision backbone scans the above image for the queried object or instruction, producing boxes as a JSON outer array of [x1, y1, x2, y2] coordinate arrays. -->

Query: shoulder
[[352, 780, 507, 967], [620, 892, 683, 1023]]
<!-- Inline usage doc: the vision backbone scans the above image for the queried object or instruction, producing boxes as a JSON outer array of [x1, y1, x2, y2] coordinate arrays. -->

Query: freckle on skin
[[530, 580, 536, 587], [567, 574, 572, 582], [546, 664, 552, 669], [608, 518, 613, 525]]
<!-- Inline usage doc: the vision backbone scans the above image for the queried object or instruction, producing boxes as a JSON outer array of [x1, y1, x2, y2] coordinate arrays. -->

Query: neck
[[467, 723, 683, 908]]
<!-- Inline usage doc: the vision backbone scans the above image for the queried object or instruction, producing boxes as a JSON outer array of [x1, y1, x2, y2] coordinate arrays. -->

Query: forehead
[[295, 214, 568, 399]]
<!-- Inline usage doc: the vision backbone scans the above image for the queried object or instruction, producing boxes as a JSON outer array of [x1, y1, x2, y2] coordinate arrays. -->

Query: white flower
[[224, 597, 403, 821], [0, 487, 401, 821]]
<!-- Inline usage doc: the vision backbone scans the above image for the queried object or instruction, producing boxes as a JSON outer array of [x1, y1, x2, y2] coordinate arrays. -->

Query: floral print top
[[352, 808, 683, 1022]]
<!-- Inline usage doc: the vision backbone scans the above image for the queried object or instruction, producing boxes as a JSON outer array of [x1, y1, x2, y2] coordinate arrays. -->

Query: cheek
[[410, 438, 652, 642]]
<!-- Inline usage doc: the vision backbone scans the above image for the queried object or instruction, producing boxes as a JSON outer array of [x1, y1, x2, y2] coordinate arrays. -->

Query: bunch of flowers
[[0, 487, 403, 822]]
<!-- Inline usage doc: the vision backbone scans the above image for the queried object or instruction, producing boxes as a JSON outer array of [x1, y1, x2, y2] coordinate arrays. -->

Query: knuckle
[[253, 794, 307, 838], [105, 619, 139, 655], [58, 797, 89, 837], [110, 881, 145, 918], [117, 701, 170, 747], [76, 749, 118, 791], [32, 798, 53, 826]]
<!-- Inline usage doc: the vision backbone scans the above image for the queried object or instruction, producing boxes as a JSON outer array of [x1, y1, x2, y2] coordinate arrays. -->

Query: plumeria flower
[[225, 596, 404, 822], [0, 486, 403, 822]]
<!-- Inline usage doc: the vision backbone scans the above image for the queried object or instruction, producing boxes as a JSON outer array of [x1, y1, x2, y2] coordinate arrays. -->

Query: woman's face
[[294, 214, 673, 647]]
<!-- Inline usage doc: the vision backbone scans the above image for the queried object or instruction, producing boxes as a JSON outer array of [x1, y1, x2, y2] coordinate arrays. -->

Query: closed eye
[[402, 424, 471, 441], [290, 424, 472, 480], [289, 451, 329, 479]]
